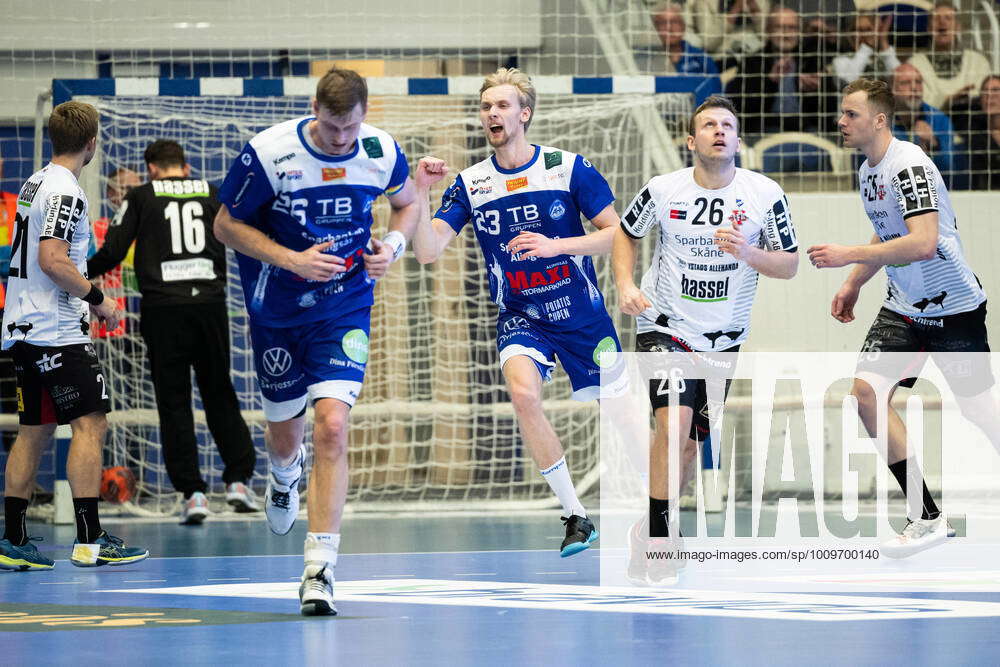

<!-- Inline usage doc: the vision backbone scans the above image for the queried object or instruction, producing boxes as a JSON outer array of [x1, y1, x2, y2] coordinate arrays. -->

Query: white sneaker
[[265, 452, 302, 536], [225, 482, 260, 513], [180, 492, 210, 525], [299, 562, 337, 616], [882, 514, 956, 559]]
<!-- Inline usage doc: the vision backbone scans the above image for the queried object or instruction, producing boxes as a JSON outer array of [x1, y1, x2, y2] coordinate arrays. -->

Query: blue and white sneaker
[[560, 515, 599, 557], [265, 451, 302, 536], [70, 531, 149, 567], [0, 537, 54, 571]]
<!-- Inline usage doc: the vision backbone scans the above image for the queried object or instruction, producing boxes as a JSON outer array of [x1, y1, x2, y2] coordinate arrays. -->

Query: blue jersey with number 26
[[218, 117, 408, 327]]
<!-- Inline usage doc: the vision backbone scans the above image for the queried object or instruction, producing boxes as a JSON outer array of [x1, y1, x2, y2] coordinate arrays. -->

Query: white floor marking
[[101, 578, 1000, 621]]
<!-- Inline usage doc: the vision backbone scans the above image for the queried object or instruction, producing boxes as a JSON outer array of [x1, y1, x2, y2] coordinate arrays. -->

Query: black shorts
[[859, 302, 993, 395], [11, 342, 112, 425], [636, 331, 738, 440]]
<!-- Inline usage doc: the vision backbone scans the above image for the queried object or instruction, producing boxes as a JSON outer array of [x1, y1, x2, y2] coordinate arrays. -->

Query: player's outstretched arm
[[213, 204, 345, 282], [87, 192, 140, 278], [807, 213, 938, 269], [508, 204, 620, 258], [612, 226, 652, 316], [412, 157, 457, 264], [38, 237, 121, 326], [713, 225, 798, 279]]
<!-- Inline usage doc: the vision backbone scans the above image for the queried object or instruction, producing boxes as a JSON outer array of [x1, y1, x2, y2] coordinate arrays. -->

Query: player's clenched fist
[[415, 156, 449, 190], [617, 282, 652, 316], [92, 298, 122, 328]]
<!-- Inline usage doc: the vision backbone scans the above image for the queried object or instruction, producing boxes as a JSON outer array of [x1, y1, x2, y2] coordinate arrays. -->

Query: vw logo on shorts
[[262, 347, 292, 377]]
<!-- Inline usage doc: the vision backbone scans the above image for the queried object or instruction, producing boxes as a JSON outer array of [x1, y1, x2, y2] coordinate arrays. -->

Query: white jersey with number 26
[[621, 167, 797, 351]]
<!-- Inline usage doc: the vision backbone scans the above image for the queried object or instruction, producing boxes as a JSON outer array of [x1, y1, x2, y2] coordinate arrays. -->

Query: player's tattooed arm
[[412, 157, 458, 264], [213, 204, 346, 281]]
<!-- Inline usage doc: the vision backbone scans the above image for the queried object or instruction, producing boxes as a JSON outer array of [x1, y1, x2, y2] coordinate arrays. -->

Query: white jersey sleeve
[[1, 164, 93, 349], [859, 139, 985, 317]]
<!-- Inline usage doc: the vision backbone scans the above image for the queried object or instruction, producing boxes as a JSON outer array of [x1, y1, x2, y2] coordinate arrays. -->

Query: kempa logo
[[262, 347, 293, 376], [592, 336, 618, 368], [342, 329, 369, 364], [35, 353, 63, 372]]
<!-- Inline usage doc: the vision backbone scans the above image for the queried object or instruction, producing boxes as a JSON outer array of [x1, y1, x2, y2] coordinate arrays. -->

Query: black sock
[[649, 497, 670, 537], [3, 496, 30, 546], [888, 459, 940, 520], [73, 497, 102, 543]]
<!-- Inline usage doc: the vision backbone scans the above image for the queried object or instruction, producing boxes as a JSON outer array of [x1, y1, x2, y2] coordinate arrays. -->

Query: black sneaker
[[560, 514, 599, 557], [627, 518, 683, 586]]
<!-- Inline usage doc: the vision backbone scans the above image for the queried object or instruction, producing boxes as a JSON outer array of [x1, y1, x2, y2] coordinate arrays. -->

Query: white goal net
[[83, 88, 691, 515]]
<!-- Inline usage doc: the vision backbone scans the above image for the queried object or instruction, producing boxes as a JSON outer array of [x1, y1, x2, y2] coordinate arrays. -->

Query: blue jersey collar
[[490, 144, 540, 174], [297, 118, 359, 163]]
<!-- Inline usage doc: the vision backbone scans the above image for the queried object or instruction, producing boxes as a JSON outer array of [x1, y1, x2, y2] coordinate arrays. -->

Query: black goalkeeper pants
[[140, 303, 256, 497]]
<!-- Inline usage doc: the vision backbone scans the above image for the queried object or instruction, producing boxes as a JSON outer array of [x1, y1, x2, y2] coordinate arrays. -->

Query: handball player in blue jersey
[[215, 68, 419, 615], [412, 68, 626, 557]]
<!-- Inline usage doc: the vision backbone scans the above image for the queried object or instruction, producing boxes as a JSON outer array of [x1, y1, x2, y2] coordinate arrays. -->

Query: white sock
[[540, 457, 585, 517], [305, 532, 340, 568], [270, 449, 303, 485]]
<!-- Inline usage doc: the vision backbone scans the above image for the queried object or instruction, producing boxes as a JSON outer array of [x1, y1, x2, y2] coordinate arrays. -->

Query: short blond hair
[[480, 67, 537, 131]]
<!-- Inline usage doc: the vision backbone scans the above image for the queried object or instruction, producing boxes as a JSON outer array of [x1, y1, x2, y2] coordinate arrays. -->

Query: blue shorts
[[496, 312, 626, 401], [249, 308, 371, 421]]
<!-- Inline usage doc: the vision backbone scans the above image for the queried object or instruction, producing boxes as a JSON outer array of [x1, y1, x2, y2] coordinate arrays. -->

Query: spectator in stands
[[832, 11, 901, 86], [648, 3, 722, 94], [684, 0, 769, 67], [725, 6, 838, 136], [967, 75, 1000, 189], [950, 74, 999, 142], [892, 63, 962, 183], [785, 0, 856, 53], [907, 1, 991, 110]]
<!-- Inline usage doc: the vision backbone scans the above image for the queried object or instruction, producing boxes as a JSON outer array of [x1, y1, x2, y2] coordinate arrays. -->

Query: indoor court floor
[[3, 510, 1000, 666]]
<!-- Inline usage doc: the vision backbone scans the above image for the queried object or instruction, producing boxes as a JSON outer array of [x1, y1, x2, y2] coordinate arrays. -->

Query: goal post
[[49, 75, 701, 516]]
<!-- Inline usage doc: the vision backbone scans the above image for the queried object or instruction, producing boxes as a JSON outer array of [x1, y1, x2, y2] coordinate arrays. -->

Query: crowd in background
[[640, 0, 998, 186]]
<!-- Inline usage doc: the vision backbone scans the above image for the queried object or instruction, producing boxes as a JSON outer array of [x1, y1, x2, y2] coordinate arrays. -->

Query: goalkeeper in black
[[88, 139, 258, 525]]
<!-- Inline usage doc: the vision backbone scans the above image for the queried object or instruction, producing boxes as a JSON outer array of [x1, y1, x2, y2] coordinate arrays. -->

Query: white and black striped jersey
[[1, 163, 92, 349], [859, 138, 985, 317], [621, 167, 797, 351]]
